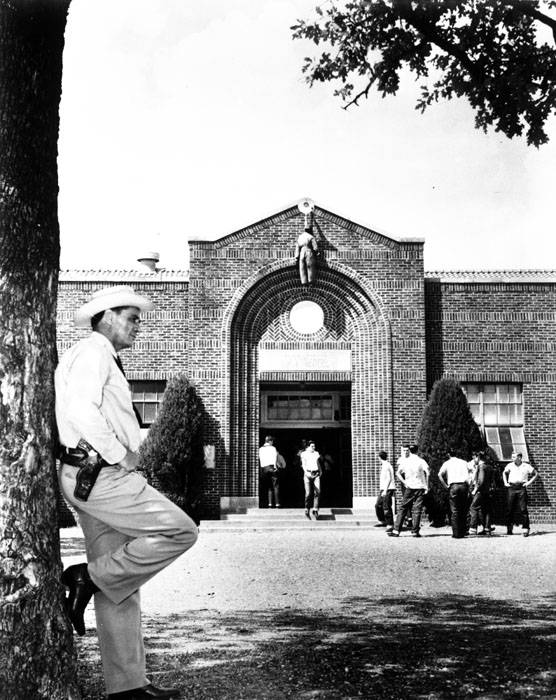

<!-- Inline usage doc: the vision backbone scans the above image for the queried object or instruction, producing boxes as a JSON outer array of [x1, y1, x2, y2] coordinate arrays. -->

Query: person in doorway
[[375, 451, 395, 532], [468, 452, 495, 535], [259, 435, 280, 508], [438, 448, 473, 538], [301, 440, 322, 519], [56, 285, 198, 700], [389, 445, 429, 537], [503, 452, 538, 536]]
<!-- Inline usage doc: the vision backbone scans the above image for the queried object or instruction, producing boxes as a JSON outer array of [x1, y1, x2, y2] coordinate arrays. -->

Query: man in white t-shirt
[[301, 441, 322, 519], [438, 448, 473, 538], [503, 452, 538, 536], [259, 435, 280, 508], [389, 445, 429, 538]]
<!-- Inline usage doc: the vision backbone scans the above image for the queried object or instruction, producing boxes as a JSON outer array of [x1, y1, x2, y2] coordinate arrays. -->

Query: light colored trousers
[[59, 464, 198, 694]]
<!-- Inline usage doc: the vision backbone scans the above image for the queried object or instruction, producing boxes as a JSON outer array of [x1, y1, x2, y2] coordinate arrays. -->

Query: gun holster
[[59, 439, 109, 502]]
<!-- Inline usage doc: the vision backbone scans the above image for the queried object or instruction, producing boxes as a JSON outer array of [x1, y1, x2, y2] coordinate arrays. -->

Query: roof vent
[[137, 251, 160, 272]]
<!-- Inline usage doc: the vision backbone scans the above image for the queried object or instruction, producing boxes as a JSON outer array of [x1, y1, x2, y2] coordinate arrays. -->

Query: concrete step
[[199, 507, 388, 532], [222, 508, 373, 520]]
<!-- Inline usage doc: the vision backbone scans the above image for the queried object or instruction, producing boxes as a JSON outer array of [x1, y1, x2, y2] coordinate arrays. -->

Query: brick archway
[[222, 262, 392, 505]]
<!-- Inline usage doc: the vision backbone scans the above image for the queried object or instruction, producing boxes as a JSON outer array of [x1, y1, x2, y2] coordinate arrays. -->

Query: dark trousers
[[375, 491, 395, 527], [261, 470, 280, 506], [469, 490, 492, 530], [506, 485, 529, 530], [449, 482, 469, 538], [394, 488, 425, 533]]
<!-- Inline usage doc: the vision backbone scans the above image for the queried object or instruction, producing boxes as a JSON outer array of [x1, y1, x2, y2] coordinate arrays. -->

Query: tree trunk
[[0, 1, 80, 697]]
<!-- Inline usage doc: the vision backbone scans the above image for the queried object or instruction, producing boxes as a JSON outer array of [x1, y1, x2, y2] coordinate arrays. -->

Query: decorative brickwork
[[54, 207, 556, 523]]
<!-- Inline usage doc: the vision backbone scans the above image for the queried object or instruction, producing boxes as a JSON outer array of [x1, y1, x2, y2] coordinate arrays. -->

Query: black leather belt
[[59, 444, 110, 468]]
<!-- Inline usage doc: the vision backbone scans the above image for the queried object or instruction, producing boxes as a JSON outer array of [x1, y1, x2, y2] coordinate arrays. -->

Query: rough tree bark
[[0, 1, 80, 697]]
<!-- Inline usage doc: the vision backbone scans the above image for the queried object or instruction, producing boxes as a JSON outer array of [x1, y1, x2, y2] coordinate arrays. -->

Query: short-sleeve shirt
[[259, 444, 278, 468], [397, 454, 429, 489], [439, 457, 472, 485], [504, 462, 535, 485]]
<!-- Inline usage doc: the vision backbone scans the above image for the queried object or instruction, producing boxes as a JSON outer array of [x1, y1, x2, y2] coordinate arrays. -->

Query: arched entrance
[[223, 262, 392, 510]]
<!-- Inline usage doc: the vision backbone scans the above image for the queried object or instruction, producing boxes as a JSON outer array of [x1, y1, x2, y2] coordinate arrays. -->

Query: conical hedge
[[417, 378, 485, 525], [139, 374, 205, 523]]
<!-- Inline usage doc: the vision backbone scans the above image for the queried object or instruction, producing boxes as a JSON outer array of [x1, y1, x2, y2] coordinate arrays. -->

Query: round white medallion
[[289, 301, 324, 335]]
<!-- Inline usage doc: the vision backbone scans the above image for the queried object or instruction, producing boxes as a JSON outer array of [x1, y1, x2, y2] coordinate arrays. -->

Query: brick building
[[57, 202, 556, 522]]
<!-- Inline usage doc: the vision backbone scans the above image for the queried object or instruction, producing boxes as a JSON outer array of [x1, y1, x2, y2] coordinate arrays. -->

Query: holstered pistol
[[73, 439, 104, 502]]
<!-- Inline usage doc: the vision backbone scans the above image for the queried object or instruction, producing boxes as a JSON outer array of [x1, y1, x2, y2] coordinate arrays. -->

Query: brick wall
[[425, 274, 556, 522]]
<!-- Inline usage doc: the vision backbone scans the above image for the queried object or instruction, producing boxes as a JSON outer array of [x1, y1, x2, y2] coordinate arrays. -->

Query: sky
[[58, 0, 556, 272]]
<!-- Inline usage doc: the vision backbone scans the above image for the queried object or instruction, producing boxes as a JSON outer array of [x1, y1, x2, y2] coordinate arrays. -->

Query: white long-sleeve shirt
[[55, 332, 140, 465]]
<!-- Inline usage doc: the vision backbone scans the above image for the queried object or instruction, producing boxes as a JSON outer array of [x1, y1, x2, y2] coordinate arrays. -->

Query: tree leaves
[[292, 0, 556, 146]]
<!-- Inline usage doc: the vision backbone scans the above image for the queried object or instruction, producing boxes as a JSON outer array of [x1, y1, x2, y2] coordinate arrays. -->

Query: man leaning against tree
[[56, 285, 198, 700]]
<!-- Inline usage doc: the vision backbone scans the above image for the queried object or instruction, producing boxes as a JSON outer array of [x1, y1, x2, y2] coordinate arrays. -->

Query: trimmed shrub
[[139, 375, 205, 523], [417, 378, 485, 525]]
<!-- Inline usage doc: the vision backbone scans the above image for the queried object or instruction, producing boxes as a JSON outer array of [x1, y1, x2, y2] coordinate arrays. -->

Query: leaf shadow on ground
[[76, 593, 556, 700]]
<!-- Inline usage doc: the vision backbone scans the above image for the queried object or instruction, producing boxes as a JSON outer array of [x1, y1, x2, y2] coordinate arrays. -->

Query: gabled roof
[[189, 200, 424, 249]]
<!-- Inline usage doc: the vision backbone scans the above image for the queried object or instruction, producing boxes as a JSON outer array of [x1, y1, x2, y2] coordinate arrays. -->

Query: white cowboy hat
[[74, 285, 154, 328]]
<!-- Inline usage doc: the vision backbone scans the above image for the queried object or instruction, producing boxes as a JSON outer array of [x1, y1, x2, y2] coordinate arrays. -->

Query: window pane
[[510, 428, 529, 461], [485, 427, 500, 445], [465, 384, 480, 402], [510, 404, 523, 425], [484, 405, 498, 424], [508, 385, 522, 404], [498, 405, 510, 423], [312, 407, 323, 419], [144, 403, 157, 423], [278, 408, 289, 420], [131, 380, 166, 427], [484, 386, 497, 404], [498, 427, 514, 460], [497, 385, 509, 404]]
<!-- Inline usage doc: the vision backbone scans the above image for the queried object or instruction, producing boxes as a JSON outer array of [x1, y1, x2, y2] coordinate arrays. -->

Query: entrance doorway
[[260, 427, 352, 508], [259, 383, 352, 508]]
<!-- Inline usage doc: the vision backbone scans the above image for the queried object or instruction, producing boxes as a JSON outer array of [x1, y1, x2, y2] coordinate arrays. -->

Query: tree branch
[[390, 0, 486, 85], [501, 0, 556, 43]]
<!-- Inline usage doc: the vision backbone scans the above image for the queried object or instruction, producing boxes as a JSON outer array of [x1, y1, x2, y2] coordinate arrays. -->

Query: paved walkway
[[61, 523, 556, 699]]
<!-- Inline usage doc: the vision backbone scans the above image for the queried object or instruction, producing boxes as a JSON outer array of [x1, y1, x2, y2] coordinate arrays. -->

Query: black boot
[[61, 562, 99, 635]]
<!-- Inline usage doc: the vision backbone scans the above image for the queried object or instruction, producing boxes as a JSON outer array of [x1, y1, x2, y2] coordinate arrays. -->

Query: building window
[[131, 380, 166, 427], [263, 392, 350, 425], [462, 383, 528, 461]]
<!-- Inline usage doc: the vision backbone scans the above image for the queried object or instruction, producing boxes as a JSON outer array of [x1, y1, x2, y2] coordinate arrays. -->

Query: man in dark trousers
[[389, 445, 429, 538], [56, 285, 198, 700], [438, 448, 473, 539], [503, 451, 538, 536], [468, 452, 495, 536]]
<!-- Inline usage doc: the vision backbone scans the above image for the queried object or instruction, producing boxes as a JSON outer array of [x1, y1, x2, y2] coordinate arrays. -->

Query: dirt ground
[[60, 523, 556, 700]]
